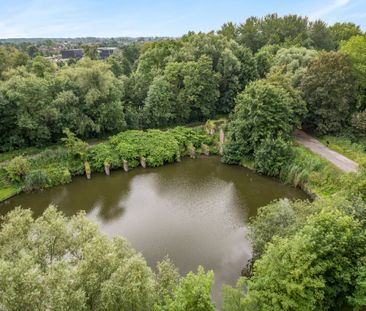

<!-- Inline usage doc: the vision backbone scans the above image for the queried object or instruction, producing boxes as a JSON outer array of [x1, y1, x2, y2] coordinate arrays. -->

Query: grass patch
[[318, 136, 366, 165]]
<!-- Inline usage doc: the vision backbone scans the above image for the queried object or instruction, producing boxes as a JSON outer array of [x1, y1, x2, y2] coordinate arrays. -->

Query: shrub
[[5, 156, 30, 182], [88, 143, 120, 172], [46, 167, 72, 187], [24, 169, 48, 191], [254, 136, 293, 176]]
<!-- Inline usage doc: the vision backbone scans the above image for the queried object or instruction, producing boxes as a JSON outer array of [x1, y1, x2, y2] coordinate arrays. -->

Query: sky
[[0, 0, 365, 38]]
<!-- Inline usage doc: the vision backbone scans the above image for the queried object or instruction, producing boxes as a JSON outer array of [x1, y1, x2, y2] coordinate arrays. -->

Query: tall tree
[[301, 52, 357, 134]]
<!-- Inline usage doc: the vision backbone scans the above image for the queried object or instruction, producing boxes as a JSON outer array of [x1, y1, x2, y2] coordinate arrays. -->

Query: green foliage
[[301, 52, 357, 134], [254, 136, 293, 176], [62, 128, 88, 159], [223, 198, 366, 310], [248, 199, 314, 260], [352, 111, 366, 136], [0, 206, 216, 310], [165, 266, 215, 311], [349, 259, 366, 309], [88, 143, 119, 172], [24, 169, 49, 191], [280, 144, 343, 195], [223, 80, 303, 164], [270, 46, 318, 87], [5, 156, 30, 182], [309, 20, 334, 51], [329, 22, 363, 48], [23, 166, 71, 191]]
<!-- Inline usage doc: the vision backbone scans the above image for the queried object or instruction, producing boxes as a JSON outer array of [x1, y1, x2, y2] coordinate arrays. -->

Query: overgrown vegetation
[[1, 12, 366, 310], [0, 206, 215, 310], [0, 126, 219, 198]]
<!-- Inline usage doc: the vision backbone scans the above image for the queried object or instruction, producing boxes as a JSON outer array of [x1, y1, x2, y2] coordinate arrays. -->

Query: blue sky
[[0, 0, 365, 38]]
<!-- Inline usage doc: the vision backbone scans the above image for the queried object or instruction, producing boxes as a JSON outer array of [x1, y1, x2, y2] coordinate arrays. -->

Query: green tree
[[82, 44, 99, 60], [340, 35, 366, 110], [143, 75, 178, 128], [329, 22, 363, 48], [223, 80, 301, 163], [218, 22, 238, 40], [254, 136, 294, 177], [301, 52, 357, 134], [165, 266, 215, 311], [223, 199, 366, 310], [270, 46, 318, 87], [61, 128, 88, 159], [5, 156, 30, 182], [30, 55, 56, 77], [309, 20, 334, 50]]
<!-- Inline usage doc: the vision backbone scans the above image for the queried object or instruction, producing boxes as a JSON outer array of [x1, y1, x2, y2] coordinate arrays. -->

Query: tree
[[340, 35, 366, 109], [61, 128, 88, 159], [143, 75, 178, 128], [30, 56, 56, 77], [223, 80, 302, 164], [82, 44, 99, 60], [309, 20, 334, 51], [0, 206, 217, 310], [222, 199, 366, 310], [218, 22, 238, 40], [1, 74, 55, 147], [254, 45, 280, 78], [5, 156, 30, 182], [165, 266, 215, 311], [180, 56, 220, 120], [254, 136, 294, 177], [270, 46, 318, 87], [329, 22, 363, 48], [301, 52, 357, 134], [237, 17, 265, 52]]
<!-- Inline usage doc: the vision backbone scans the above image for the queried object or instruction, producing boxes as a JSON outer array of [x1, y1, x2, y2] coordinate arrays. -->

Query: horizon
[[0, 0, 365, 39]]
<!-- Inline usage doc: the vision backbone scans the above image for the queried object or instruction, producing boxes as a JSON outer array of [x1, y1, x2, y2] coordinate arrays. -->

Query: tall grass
[[279, 144, 344, 197]]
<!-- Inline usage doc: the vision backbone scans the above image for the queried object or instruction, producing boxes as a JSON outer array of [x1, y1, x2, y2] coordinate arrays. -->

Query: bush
[[254, 136, 293, 176], [5, 156, 30, 182], [88, 143, 120, 172], [46, 167, 72, 187], [23, 166, 71, 191], [24, 169, 48, 191]]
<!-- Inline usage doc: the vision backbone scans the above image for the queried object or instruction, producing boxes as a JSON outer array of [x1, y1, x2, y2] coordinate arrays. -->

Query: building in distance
[[97, 47, 117, 59], [61, 49, 84, 59]]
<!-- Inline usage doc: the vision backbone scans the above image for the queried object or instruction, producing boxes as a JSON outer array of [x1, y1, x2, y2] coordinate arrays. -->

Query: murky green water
[[0, 157, 307, 303]]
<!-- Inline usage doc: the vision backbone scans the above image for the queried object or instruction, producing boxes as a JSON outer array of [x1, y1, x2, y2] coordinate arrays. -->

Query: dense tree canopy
[[301, 52, 357, 134], [0, 206, 215, 310], [223, 79, 305, 164], [223, 196, 366, 311]]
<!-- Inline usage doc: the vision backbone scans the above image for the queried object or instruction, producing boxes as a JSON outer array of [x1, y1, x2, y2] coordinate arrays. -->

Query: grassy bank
[[239, 140, 352, 199], [318, 136, 366, 165]]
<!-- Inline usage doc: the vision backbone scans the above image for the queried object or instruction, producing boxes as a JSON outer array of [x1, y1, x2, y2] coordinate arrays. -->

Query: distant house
[[61, 49, 84, 59], [97, 47, 117, 59]]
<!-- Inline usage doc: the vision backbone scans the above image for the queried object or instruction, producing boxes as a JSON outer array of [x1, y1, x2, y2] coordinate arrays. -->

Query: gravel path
[[294, 129, 358, 173]]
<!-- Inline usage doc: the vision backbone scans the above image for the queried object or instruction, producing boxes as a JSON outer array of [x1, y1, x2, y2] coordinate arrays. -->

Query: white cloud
[[310, 0, 351, 20]]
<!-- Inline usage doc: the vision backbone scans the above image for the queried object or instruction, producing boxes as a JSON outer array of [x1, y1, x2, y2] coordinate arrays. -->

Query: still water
[[0, 157, 307, 303]]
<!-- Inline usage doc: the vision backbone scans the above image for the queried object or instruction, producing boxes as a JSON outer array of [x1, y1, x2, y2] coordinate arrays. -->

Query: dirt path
[[294, 129, 358, 173]]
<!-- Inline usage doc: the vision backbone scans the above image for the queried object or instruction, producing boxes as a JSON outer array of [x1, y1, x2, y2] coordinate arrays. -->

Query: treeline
[[1, 14, 364, 151]]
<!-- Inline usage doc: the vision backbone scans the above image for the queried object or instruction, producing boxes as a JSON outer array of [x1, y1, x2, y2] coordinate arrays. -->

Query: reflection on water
[[0, 157, 308, 303]]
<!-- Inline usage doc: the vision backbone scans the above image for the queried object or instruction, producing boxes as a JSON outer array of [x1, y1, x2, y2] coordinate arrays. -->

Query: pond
[[0, 157, 308, 303]]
